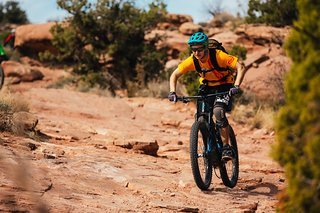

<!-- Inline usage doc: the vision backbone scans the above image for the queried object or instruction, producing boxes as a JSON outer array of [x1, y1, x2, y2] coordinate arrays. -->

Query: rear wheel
[[189, 117, 212, 190], [219, 125, 239, 188], [0, 65, 4, 90]]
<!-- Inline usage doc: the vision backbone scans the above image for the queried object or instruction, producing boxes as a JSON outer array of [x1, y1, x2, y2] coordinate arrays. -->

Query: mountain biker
[[4, 29, 15, 49], [0, 44, 8, 63], [0, 29, 15, 63], [168, 31, 246, 160]]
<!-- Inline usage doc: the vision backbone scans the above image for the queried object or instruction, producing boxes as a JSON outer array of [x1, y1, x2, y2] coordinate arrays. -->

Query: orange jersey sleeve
[[177, 55, 196, 74]]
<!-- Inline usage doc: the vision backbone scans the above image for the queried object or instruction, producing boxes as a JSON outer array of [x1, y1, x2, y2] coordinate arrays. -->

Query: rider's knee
[[213, 106, 229, 128]]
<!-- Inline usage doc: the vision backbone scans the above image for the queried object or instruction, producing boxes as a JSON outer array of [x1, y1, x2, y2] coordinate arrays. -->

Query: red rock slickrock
[[0, 17, 289, 212]]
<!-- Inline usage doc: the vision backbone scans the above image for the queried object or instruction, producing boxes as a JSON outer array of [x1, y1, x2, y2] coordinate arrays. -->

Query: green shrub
[[0, 1, 28, 24], [272, 0, 320, 211], [246, 0, 297, 27], [43, 0, 168, 94], [181, 71, 200, 96], [229, 45, 247, 61]]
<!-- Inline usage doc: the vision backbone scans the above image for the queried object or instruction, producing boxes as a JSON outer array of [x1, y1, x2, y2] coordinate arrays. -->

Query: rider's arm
[[234, 61, 246, 87], [169, 68, 184, 93]]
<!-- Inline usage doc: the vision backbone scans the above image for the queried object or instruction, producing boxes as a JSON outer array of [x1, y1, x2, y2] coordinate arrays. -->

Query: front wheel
[[0, 65, 4, 90], [189, 117, 212, 190], [219, 125, 239, 188]]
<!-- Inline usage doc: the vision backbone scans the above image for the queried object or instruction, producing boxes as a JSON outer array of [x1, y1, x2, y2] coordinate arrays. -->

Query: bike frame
[[178, 92, 229, 161]]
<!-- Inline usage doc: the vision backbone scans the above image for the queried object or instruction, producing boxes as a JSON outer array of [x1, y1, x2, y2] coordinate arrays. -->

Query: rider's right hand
[[168, 91, 177, 102], [229, 85, 240, 96]]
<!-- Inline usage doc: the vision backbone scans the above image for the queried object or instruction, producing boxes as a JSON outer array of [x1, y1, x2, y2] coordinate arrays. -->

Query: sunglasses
[[190, 46, 205, 53]]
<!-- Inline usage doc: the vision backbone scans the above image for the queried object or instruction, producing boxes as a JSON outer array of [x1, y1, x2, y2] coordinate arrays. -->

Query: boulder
[[209, 31, 240, 49], [235, 24, 291, 45], [1, 60, 44, 83], [179, 22, 202, 35], [15, 22, 57, 56], [208, 12, 236, 28], [242, 44, 292, 101], [145, 30, 189, 58], [207, 27, 224, 37], [166, 14, 193, 26], [165, 59, 181, 71], [113, 140, 159, 156]]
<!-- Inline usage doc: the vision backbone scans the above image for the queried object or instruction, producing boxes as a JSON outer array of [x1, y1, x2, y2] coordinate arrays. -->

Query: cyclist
[[1, 29, 15, 63], [4, 29, 15, 49], [0, 44, 8, 62], [168, 31, 246, 160]]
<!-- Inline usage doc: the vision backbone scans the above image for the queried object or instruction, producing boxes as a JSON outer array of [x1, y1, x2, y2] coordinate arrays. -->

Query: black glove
[[168, 91, 177, 102], [229, 85, 240, 96]]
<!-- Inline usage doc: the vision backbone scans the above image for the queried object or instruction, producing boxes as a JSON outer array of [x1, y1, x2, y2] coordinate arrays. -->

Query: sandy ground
[[0, 67, 285, 212]]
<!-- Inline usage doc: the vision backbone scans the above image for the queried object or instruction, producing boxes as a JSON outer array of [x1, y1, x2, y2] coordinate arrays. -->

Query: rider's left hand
[[229, 85, 240, 96], [168, 91, 177, 102]]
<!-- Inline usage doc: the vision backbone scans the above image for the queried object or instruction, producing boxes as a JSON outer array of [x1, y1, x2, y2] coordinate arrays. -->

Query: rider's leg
[[213, 105, 229, 146], [220, 125, 230, 146], [213, 104, 232, 159]]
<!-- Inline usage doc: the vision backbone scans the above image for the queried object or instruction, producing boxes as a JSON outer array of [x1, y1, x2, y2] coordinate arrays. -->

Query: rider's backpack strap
[[192, 55, 202, 75], [208, 48, 228, 71]]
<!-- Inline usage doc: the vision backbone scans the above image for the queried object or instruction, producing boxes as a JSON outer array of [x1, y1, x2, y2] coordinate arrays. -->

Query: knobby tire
[[189, 117, 212, 190], [0, 65, 4, 90], [219, 125, 239, 188]]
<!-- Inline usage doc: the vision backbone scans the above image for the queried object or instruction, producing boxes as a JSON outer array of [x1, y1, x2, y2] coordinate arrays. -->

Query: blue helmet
[[187, 32, 208, 46]]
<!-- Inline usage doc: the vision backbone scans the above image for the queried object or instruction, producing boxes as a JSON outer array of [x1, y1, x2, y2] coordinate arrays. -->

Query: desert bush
[[0, 89, 29, 113], [229, 45, 247, 61], [272, 0, 320, 211], [127, 80, 169, 98], [211, 12, 237, 26], [0, 1, 28, 24], [246, 0, 297, 27], [181, 71, 200, 96], [43, 0, 168, 95], [231, 91, 275, 131], [0, 89, 29, 131]]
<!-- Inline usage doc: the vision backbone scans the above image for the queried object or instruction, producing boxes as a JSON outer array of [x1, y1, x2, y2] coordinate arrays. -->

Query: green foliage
[[45, 0, 168, 92], [0, 31, 9, 45], [135, 34, 168, 86], [272, 0, 320, 211], [181, 71, 200, 96], [246, 0, 298, 26], [0, 1, 28, 24], [229, 45, 247, 61]]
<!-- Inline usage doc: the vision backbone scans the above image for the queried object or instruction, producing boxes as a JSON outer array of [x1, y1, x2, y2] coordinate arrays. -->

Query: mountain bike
[[0, 46, 8, 89], [177, 92, 239, 190], [0, 60, 5, 90]]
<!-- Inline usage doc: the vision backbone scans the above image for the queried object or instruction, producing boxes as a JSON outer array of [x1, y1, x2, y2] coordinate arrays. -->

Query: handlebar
[[176, 91, 229, 103]]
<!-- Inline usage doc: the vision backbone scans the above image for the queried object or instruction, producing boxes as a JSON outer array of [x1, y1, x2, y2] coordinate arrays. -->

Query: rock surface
[[0, 64, 285, 212]]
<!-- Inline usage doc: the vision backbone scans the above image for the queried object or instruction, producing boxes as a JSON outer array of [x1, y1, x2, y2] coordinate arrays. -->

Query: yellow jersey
[[177, 49, 238, 87]]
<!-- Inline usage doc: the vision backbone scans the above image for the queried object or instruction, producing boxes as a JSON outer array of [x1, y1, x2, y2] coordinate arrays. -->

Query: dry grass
[[0, 88, 29, 131], [232, 98, 275, 132], [127, 80, 171, 98], [0, 88, 29, 113]]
